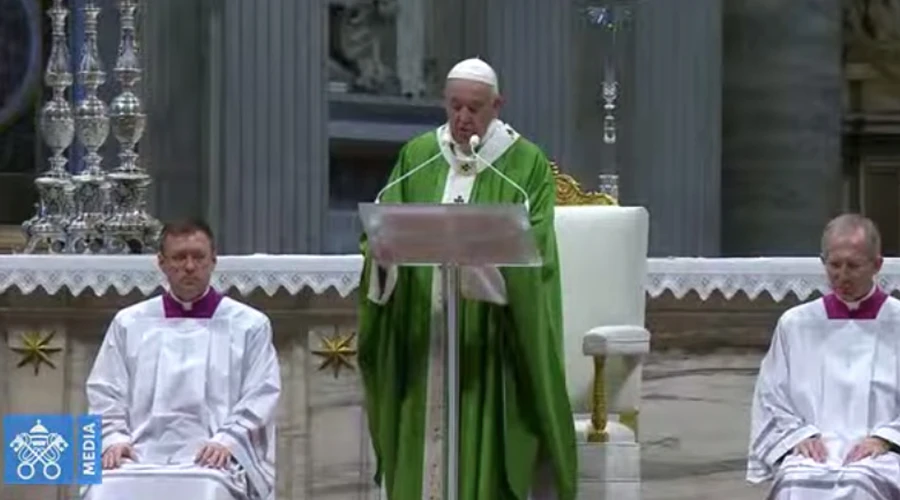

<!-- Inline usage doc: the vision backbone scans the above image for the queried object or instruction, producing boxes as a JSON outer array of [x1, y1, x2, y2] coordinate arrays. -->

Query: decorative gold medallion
[[11, 331, 62, 375], [311, 330, 357, 378]]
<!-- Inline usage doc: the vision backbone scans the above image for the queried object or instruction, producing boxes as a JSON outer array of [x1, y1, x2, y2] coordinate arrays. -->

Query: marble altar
[[0, 254, 888, 499]]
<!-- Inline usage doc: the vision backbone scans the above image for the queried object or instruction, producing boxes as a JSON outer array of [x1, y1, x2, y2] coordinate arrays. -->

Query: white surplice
[[747, 295, 900, 500], [81, 295, 281, 500]]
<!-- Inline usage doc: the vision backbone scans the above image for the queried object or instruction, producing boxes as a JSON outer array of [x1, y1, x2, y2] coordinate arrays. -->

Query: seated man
[[81, 219, 281, 500], [747, 214, 900, 500]]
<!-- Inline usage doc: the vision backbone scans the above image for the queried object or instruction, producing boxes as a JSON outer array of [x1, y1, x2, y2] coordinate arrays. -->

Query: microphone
[[469, 134, 531, 212], [374, 151, 443, 203]]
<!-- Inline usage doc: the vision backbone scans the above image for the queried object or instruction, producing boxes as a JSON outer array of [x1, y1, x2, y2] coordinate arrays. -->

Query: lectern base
[[441, 263, 461, 500], [359, 201, 542, 500]]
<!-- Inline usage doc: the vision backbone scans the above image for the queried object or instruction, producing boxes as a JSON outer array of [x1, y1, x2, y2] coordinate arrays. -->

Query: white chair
[[553, 167, 650, 500]]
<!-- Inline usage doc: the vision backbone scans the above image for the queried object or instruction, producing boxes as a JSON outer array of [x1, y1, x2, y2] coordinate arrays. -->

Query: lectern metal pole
[[441, 263, 460, 500]]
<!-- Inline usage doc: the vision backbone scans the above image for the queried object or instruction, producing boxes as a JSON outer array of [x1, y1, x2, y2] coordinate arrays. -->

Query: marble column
[[721, 0, 843, 256], [482, 0, 577, 172], [205, 0, 328, 253], [426, 0, 480, 96], [630, 0, 723, 257]]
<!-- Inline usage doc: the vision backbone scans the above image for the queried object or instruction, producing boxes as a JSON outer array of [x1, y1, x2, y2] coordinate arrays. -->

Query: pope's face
[[822, 229, 882, 302], [443, 79, 501, 146], [157, 231, 217, 301]]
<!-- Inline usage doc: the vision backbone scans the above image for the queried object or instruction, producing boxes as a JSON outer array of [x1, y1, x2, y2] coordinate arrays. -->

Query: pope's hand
[[845, 437, 891, 464], [794, 436, 827, 463], [195, 442, 232, 469], [102, 443, 135, 470]]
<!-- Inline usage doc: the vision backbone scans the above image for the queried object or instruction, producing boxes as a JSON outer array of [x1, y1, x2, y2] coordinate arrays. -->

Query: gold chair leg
[[587, 356, 608, 443]]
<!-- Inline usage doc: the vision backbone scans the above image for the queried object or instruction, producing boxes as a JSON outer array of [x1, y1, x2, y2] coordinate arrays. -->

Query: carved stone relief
[[328, 0, 431, 97], [845, 0, 900, 79]]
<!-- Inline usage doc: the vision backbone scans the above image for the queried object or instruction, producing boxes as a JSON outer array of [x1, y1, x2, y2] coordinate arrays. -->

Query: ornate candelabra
[[105, 0, 161, 253], [69, 0, 110, 254], [22, 0, 160, 254], [22, 0, 76, 253]]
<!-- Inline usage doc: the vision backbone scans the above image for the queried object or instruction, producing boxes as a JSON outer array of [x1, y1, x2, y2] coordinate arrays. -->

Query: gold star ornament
[[11, 331, 62, 375], [311, 330, 357, 378]]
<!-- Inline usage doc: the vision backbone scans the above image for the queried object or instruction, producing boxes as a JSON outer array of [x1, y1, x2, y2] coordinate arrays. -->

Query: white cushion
[[583, 326, 650, 357], [554, 206, 649, 411]]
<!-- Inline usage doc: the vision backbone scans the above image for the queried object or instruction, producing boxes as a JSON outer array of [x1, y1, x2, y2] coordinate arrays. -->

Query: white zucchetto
[[446, 58, 499, 93]]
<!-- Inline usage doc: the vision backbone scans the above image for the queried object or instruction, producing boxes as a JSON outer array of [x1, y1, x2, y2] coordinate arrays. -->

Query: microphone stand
[[469, 135, 531, 213]]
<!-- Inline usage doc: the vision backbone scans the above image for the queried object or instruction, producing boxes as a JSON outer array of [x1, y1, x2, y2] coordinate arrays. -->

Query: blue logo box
[[3, 414, 102, 485]]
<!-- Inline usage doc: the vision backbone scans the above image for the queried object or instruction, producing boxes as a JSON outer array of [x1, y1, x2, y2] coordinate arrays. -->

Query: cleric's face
[[443, 79, 501, 146], [822, 231, 882, 302], [157, 231, 217, 301]]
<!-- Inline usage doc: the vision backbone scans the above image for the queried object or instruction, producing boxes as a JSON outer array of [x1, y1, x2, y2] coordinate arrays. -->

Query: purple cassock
[[162, 288, 224, 319], [823, 287, 888, 320]]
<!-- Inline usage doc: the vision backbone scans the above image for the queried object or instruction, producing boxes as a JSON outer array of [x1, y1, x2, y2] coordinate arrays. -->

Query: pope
[[358, 58, 578, 499]]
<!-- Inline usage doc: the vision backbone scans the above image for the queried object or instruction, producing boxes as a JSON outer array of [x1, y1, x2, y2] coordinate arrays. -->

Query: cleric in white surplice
[[747, 214, 900, 500], [81, 219, 281, 500]]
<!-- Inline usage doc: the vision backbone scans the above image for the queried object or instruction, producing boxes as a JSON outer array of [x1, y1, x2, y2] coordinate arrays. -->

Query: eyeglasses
[[164, 252, 212, 267]]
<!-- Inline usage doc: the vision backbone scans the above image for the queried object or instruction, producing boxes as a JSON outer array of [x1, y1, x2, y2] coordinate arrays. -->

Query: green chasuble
[[358, 121, 578, 500]]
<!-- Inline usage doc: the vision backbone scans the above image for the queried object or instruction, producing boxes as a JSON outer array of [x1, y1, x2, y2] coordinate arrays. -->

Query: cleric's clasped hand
[[100, 441, 233, 470], [793, 436, 827, 463], [195, 442, 232, 469], [844, 437, 891, 464], [101, 442, 135, 470], [793, 435, 891, 464]]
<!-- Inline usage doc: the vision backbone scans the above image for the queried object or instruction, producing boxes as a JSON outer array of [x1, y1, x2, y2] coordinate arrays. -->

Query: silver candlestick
[[586, 4, 626, 146], [105, 0, 161, 253], [70, 0, 111, 254], [598, 173, 619, 200], [584, 1, 633, 195], [601, 69, 618, 145], [22, 0, 76, 254]]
